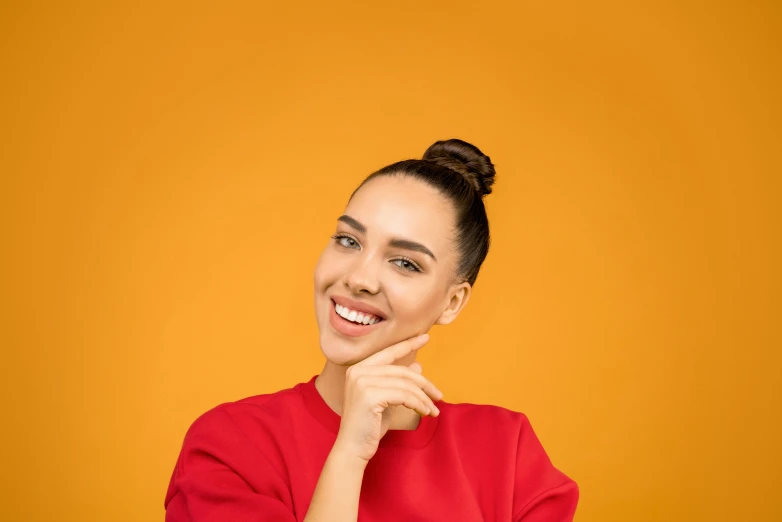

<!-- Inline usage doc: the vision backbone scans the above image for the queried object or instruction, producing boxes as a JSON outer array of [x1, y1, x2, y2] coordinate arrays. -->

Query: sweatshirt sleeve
[[512, 414, 579, 522], [164, 405, 297, 522]]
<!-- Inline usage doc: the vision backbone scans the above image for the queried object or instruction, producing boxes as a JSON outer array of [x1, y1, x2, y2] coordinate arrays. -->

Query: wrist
[[329, 441, 370, 470]]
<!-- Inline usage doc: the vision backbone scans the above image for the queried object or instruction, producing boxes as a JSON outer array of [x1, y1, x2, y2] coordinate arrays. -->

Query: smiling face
[[313, 174, 471, 366]]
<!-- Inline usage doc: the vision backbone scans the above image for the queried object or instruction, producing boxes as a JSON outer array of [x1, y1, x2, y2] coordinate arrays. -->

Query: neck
[[315, 358, 423, 430]]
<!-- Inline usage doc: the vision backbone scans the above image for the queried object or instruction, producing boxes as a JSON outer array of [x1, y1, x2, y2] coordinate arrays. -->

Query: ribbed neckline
[[297, 374, 439, 449]]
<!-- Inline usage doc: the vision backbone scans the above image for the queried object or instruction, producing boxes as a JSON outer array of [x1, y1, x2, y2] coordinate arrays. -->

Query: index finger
[[358, 334, 430, 367]]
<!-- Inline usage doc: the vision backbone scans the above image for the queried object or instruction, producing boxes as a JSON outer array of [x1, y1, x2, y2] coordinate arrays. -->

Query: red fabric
[[165, 375, 578, 521]]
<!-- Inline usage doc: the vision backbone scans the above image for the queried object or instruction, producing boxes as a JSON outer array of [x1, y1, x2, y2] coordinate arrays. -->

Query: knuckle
[[347, 366, 366, 382], [410, 374, 429, 390], [363, 386, 378, 404]]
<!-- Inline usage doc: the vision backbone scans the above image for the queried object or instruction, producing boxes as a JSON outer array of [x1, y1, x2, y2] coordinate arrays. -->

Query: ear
[[435, 281, 472, 325]]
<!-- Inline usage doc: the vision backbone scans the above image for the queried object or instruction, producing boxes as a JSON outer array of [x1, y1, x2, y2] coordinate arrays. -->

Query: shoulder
[[437, 401, 565, 474], [435, 401, 547, 472], [165, 383, 310, 512], [439, 402, 577, 518], [438, 400, 533, 440], [182, 381, 305, 445]]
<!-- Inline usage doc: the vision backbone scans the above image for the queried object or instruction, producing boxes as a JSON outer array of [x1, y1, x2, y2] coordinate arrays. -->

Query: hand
[[333, 334, 444, 463]]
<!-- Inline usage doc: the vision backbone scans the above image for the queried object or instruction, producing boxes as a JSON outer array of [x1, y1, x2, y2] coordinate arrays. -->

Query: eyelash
[[331, 233, 360, 249], [330, 233, 423, 273]]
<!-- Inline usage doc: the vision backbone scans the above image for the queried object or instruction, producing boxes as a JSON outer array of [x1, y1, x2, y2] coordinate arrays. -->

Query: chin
[[318, 330, 371, 367]]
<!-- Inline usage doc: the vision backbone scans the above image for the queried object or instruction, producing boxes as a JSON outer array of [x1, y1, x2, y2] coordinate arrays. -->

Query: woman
[[164, 139, 579, 521]]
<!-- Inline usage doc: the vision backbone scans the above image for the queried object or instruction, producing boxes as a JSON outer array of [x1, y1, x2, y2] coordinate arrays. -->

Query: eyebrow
[[337, 214, 437, 261]]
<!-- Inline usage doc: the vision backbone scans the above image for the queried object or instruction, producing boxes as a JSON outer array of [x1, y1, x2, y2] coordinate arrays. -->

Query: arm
[[165, 407, 297, 522], [302, 442, 368, 522], [511, 415, 579, 522], [512, 481, 579, 522], [303, 334, 439, 521], [165, 406, 371, 522]]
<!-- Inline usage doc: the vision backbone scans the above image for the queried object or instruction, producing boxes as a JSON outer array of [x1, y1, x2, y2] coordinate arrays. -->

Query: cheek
[[385, 278, 443, 325], [314, 249, 340, 290]]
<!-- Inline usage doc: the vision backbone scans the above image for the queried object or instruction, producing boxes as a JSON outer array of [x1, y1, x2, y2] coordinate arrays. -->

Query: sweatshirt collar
[[298, 374, 439, 449]]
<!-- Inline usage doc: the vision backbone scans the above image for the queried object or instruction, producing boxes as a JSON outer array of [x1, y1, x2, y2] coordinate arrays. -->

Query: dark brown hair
[[352, 138, 496, 286]]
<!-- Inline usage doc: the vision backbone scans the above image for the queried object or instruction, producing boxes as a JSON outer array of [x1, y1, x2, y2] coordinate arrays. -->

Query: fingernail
[[418, 334, 430, 342]]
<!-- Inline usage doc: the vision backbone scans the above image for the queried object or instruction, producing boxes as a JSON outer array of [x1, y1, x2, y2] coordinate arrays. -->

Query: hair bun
[[422, 138, 496, 197]]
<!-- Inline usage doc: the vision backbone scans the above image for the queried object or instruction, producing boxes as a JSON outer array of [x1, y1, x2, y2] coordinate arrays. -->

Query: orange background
[[1, 2, 780, 521]]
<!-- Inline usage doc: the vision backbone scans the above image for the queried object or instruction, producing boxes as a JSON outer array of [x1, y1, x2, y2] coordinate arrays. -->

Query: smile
[[329, 298, 385, 337], [334, 302, 382, 325]]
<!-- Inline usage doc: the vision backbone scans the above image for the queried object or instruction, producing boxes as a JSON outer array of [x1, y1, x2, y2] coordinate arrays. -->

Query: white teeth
[[334, 301, 382, 325]]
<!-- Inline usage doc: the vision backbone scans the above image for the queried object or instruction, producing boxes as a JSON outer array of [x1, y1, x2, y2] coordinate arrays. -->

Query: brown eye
[[332, 234, 360, 249], [392, 258, 422, 272]]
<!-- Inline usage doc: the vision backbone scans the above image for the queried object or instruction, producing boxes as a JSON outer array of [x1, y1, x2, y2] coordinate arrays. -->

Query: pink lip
[[330, 295, 387, 320], [328, 298, 386, 338]]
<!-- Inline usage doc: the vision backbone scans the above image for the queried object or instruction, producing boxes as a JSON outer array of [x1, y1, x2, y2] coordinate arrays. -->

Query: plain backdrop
[[1, 1, 780, 521]]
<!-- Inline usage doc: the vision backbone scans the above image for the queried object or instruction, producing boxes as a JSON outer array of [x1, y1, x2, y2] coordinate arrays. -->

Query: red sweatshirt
[[165, 375, 578, 521]]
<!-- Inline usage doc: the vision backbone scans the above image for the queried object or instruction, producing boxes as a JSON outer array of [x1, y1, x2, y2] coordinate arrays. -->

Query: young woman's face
[[313, 175, 469, 366]]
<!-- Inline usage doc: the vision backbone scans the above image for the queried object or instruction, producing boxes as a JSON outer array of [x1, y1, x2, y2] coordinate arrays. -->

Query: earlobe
[[435, 282, 472, 325]]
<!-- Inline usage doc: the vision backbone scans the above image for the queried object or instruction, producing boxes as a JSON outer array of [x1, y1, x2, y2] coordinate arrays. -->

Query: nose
[[345, 252, 381, 295]]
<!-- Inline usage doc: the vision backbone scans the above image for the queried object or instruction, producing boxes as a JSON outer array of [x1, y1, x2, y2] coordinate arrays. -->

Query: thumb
[[409, 361, 423, 374]]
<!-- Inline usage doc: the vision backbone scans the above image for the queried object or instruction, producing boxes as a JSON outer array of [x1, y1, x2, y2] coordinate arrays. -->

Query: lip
[[330, 295, 387, 320], [329, 298, 385, 337]]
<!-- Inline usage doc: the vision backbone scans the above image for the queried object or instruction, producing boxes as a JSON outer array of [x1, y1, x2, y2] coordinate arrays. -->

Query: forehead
[[345, 175, 456, 254]]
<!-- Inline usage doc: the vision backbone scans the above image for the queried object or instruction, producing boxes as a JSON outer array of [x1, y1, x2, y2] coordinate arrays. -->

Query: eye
[[331, 233, 360, 249], [392, 257, 422, 273]]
